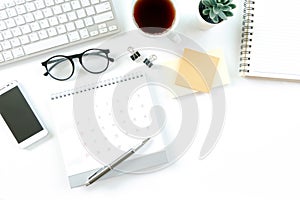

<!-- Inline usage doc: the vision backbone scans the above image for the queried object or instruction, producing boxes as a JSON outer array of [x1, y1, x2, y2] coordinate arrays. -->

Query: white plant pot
[[196, 0, 220, 30]]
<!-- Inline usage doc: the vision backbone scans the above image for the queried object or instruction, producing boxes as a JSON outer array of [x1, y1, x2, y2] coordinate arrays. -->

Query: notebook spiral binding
[[239, 0, 255, 75], [51, 72, 144, 101]]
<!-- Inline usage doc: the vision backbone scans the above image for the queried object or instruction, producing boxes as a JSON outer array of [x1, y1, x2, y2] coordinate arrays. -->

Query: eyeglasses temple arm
[[108, 57, 114, 62]]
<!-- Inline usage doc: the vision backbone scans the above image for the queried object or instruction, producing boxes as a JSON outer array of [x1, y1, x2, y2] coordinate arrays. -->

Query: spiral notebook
[[50, 71, 168, 188], [239, 0, 300, 80]]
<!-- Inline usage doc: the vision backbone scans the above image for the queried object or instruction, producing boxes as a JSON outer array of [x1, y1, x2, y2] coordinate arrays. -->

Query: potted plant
[[197, 0, 236, 30]]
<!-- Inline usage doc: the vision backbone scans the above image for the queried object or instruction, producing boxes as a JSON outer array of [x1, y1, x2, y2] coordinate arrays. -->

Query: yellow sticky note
[[175, 48, 220, 93], [208, 49, 230, 87]]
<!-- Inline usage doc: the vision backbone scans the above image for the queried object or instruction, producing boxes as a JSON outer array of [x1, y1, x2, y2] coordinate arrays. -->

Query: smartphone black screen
[[0, 86, 43, 143]]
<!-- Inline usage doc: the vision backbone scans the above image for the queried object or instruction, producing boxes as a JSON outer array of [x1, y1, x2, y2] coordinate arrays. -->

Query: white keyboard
[[0, 0, 119, 66]]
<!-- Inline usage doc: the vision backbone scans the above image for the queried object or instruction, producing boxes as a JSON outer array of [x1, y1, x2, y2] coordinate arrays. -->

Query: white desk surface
[[1, 0, 300, 199]]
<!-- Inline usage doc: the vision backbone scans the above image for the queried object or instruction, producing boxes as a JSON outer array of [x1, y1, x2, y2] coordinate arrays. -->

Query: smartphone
[[0, 81, 48, 148]]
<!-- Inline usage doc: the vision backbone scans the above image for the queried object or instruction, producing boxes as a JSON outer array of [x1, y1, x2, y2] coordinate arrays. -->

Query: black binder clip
[[128, 47, 143, 62], [143, 55, 157, 68]]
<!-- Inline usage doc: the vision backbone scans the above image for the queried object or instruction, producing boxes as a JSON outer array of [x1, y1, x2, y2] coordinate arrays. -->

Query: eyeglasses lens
[[82, 49, 109, 73], [47, 56, 73, 80]]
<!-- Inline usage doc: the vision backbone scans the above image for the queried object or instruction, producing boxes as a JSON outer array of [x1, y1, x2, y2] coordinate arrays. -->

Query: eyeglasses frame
[[41, 48, 114, 81]]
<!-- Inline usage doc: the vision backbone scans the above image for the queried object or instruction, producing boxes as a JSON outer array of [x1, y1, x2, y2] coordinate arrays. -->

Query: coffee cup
[[132, 0, 180, 42]]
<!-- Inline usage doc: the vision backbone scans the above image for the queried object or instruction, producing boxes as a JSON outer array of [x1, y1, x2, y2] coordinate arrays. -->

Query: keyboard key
[[58, 14, 68, 23], [43, 8, 53, 17], [23, 35, 69, 54], [62, 3, 72, 12], [26, 2, 36, 12], [86, 6, 95, 16], [98, 23, 106, 29], [91, 0, 100, 5], [0, 11, 8, 20], [90, 30, 99, 36], [33, 10, 44, 20], [84, 17, 94, 26], [11, 27, 22, 37], [76, 9, 86, 18], [0, 3, 5, 10], [67, 11, 77, 21], [16, 5, 26, 15], [19, 35, 30, 44], [1, 41, 12, 50], [24, 13, 35, 23], [5, 2, 16, 8], [2, 30, 13, 39], [71, 1, 81, 10], [12, 47, 25, 58], [38, 30, 49, 39], [52, 5, 63, 15], [15, 0, 26, 5], [80, 0, 90, 7], [79, 28, 89, 38], [95, 2, 111, 13], [5, 19, 17, 28], [75, 19, 84, 28], [66, 22, 75, 31], [14, 16, 26, 25], [7, 8, 18, 17], [45, 0, 55, 6], [3, 51, 14, 61], [40, 19, 50, 29], [0, 21, 6, 31], [10, 38, 21, 47], [35, 0, 46, 9], [68, 31, 80, 42], [29, 32, 39, 42], [94, 11, 114, 24], [47, 27, 58, 36], [20, 24, 31, 34], [30, 22, 41, 31], [99, 28, 107, 34], [0, 32, 3, 41], [57, 25, 66, 34], [49, 17, 59, 26]]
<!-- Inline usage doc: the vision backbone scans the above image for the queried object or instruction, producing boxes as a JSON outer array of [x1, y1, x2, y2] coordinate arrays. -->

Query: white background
[[1, 0, 300, 199]]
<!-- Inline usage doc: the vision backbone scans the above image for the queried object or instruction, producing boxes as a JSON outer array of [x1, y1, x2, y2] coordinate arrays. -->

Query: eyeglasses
[[41, 49, 114, 81]]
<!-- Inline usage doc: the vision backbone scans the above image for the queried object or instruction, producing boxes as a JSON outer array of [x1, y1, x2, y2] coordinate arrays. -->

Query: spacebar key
[[23, 35, 69, 55]]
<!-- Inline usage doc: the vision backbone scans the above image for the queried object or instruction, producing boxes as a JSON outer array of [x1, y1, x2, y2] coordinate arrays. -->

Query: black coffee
[[133, 0, 176, 34]]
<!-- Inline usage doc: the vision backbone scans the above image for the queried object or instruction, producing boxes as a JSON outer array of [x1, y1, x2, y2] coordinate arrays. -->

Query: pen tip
[[85, 182, 91, 187]]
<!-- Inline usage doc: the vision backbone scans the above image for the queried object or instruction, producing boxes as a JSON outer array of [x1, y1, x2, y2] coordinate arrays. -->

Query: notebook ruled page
[[248, 0, 300, 79]]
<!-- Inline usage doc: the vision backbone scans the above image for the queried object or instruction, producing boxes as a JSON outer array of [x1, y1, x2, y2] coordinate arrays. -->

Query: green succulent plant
[[200, 0, 236, 24]]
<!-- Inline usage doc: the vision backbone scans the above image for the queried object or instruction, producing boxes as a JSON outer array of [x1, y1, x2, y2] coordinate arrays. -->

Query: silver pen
[[85, 138, 150, 186]]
